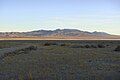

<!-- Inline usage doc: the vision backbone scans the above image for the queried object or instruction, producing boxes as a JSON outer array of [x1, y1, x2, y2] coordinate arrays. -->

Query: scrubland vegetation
[[0, 40, 120, 80]]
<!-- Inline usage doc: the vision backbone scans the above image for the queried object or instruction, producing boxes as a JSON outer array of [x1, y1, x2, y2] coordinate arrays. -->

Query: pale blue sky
[[0, 0, 120, 34]]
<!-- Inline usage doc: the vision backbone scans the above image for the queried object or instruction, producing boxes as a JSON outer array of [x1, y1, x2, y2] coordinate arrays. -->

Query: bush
[[84, 45, 91, 48], [114, 46, 120, 51], [43, 42, 57, 46], [71, 45, 98, 48], [106, 44, 109, 47], [60, 43, 67, 46], [97, 44, 105, 48], [28, 46, 37, 50], [50, 43, 57, 45], [70, 45, 83, 48], [91, 45, 97, 48], [44, 43, 51, 46]]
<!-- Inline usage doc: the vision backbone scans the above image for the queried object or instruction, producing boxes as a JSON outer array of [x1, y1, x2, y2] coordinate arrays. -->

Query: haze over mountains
[[0, 29, 120, 40]]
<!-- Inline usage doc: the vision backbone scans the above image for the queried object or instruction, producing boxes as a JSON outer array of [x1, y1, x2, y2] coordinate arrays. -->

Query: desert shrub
[[88, 60, 92, 62], [43, 42, 58, 46], [44, 43, 51, 46], [71, 44, 98, 48], [70, 45, 83, 48], [91, 45, 97, 48], [114, 45, 120, 51], [97, 44, 105, 48], [50, 43, 58, 45], [84, 45, 91, 48], [27, 46, 37, 50], [60, 43, 68, 46]]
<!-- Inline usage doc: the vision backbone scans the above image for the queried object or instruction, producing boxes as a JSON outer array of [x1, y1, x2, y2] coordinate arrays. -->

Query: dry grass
[[0, 40, 120, 80]]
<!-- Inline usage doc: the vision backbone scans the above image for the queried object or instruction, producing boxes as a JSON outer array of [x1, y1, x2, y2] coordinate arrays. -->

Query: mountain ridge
[[0, 29, 120, 40], [0, 29, 110, 37]]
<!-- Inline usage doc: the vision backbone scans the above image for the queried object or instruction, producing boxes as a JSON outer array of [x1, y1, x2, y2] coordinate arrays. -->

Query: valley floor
[[0, 40, 120, 80]]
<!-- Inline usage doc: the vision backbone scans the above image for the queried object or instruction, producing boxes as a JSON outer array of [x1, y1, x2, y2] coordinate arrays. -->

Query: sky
[[0, 0, 120, 35]]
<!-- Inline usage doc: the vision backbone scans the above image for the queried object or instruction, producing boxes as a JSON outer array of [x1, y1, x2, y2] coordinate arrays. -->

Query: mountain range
[[0, 29, 120, 40]]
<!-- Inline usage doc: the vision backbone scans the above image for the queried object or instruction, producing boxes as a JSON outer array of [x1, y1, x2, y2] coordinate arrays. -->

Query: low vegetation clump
[[43, 42, 58, 46], [1, 46, 37, 59], [97, 44, 105, 48], [25, 46, 37, 50], [91, 45, 97, 48], [60, 43, 68, 46], [84, 45, 91, 48], [70, 45, 82, 48], [70, 44, 106, 49], [43, 43, 51, 46], [114, 45, 120, 51]]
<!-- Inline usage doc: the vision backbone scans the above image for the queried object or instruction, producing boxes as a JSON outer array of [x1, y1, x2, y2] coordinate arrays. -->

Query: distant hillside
[[25, 29, 110, 36], [0, 29, 120, 40]]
